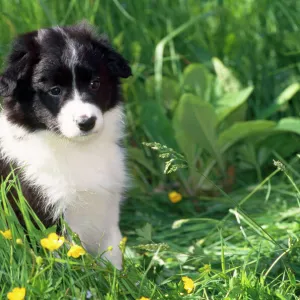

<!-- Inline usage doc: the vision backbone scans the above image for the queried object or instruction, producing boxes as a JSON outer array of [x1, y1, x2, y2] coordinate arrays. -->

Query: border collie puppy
[[0, 21, 131, 269]]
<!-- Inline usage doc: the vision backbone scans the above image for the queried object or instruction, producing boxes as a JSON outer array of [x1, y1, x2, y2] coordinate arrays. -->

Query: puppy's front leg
[[97, 224, 123, 269], [64, 193, 123, 269]]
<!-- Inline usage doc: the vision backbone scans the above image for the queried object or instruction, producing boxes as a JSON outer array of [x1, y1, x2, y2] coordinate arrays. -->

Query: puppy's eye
[[89, 79, 100, 91], [49, 87, 61, 96]]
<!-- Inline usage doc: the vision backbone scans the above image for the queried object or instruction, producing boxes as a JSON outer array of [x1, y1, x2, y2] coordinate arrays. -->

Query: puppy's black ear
[[93, 34, 132, 78], [106, 50, 132, 78], [0, 31, 39, 97]]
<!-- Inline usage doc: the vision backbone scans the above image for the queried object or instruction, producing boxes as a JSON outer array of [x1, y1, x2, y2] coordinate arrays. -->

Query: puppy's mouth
[[63, 128, 102, 142], [49, 123, 102, 142], [79, 130, 98, 136], [78, 129, 100, 138]]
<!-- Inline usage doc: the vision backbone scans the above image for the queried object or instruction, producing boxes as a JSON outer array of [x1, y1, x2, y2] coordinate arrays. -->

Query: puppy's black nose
[[77, 116, 96, 132]]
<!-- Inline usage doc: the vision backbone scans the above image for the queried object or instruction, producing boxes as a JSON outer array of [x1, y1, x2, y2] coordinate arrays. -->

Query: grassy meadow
[[1, 0, 300, 299]]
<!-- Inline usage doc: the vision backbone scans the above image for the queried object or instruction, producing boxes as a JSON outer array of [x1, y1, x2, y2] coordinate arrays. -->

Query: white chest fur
[[0, 106, 127, 268]]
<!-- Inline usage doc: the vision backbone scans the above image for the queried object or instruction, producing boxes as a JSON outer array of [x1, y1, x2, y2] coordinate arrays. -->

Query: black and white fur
[[0, 21, 132, 269]]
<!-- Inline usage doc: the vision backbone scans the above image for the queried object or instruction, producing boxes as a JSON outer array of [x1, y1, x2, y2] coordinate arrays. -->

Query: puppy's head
[[0, 21, 131, 139]]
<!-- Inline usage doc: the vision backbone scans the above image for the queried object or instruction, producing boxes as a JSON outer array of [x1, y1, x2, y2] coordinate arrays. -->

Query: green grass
[[1, 0, 300, 299]]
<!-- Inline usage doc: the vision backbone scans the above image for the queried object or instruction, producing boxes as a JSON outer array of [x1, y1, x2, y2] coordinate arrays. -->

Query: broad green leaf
[[275, 117, 300, 135], [212, 57, 241, 93], [218, 120, 276, 151], [258, 83, 300, 118], [182, 63, 214, 101], [216, 86, 254, 123], [173, 93, 224, 170], [140, 102, 177, 149], [219, 103, 248, 132]]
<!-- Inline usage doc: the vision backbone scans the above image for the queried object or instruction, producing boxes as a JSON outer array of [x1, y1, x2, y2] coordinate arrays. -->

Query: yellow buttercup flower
[[0, 229, 12, 240], [182, 276, 194, 294], [139, 297, 150, 300], [40, 232, 65, 251], [168, 191, 182, 203], [67, 245, 86, 258], [7, 287, 26, 300]]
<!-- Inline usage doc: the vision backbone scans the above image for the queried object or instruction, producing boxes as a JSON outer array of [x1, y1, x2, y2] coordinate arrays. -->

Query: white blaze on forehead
[[63, 32, 79, 92], [70, 44, 77, 92], [69, 40, 78, 69]]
